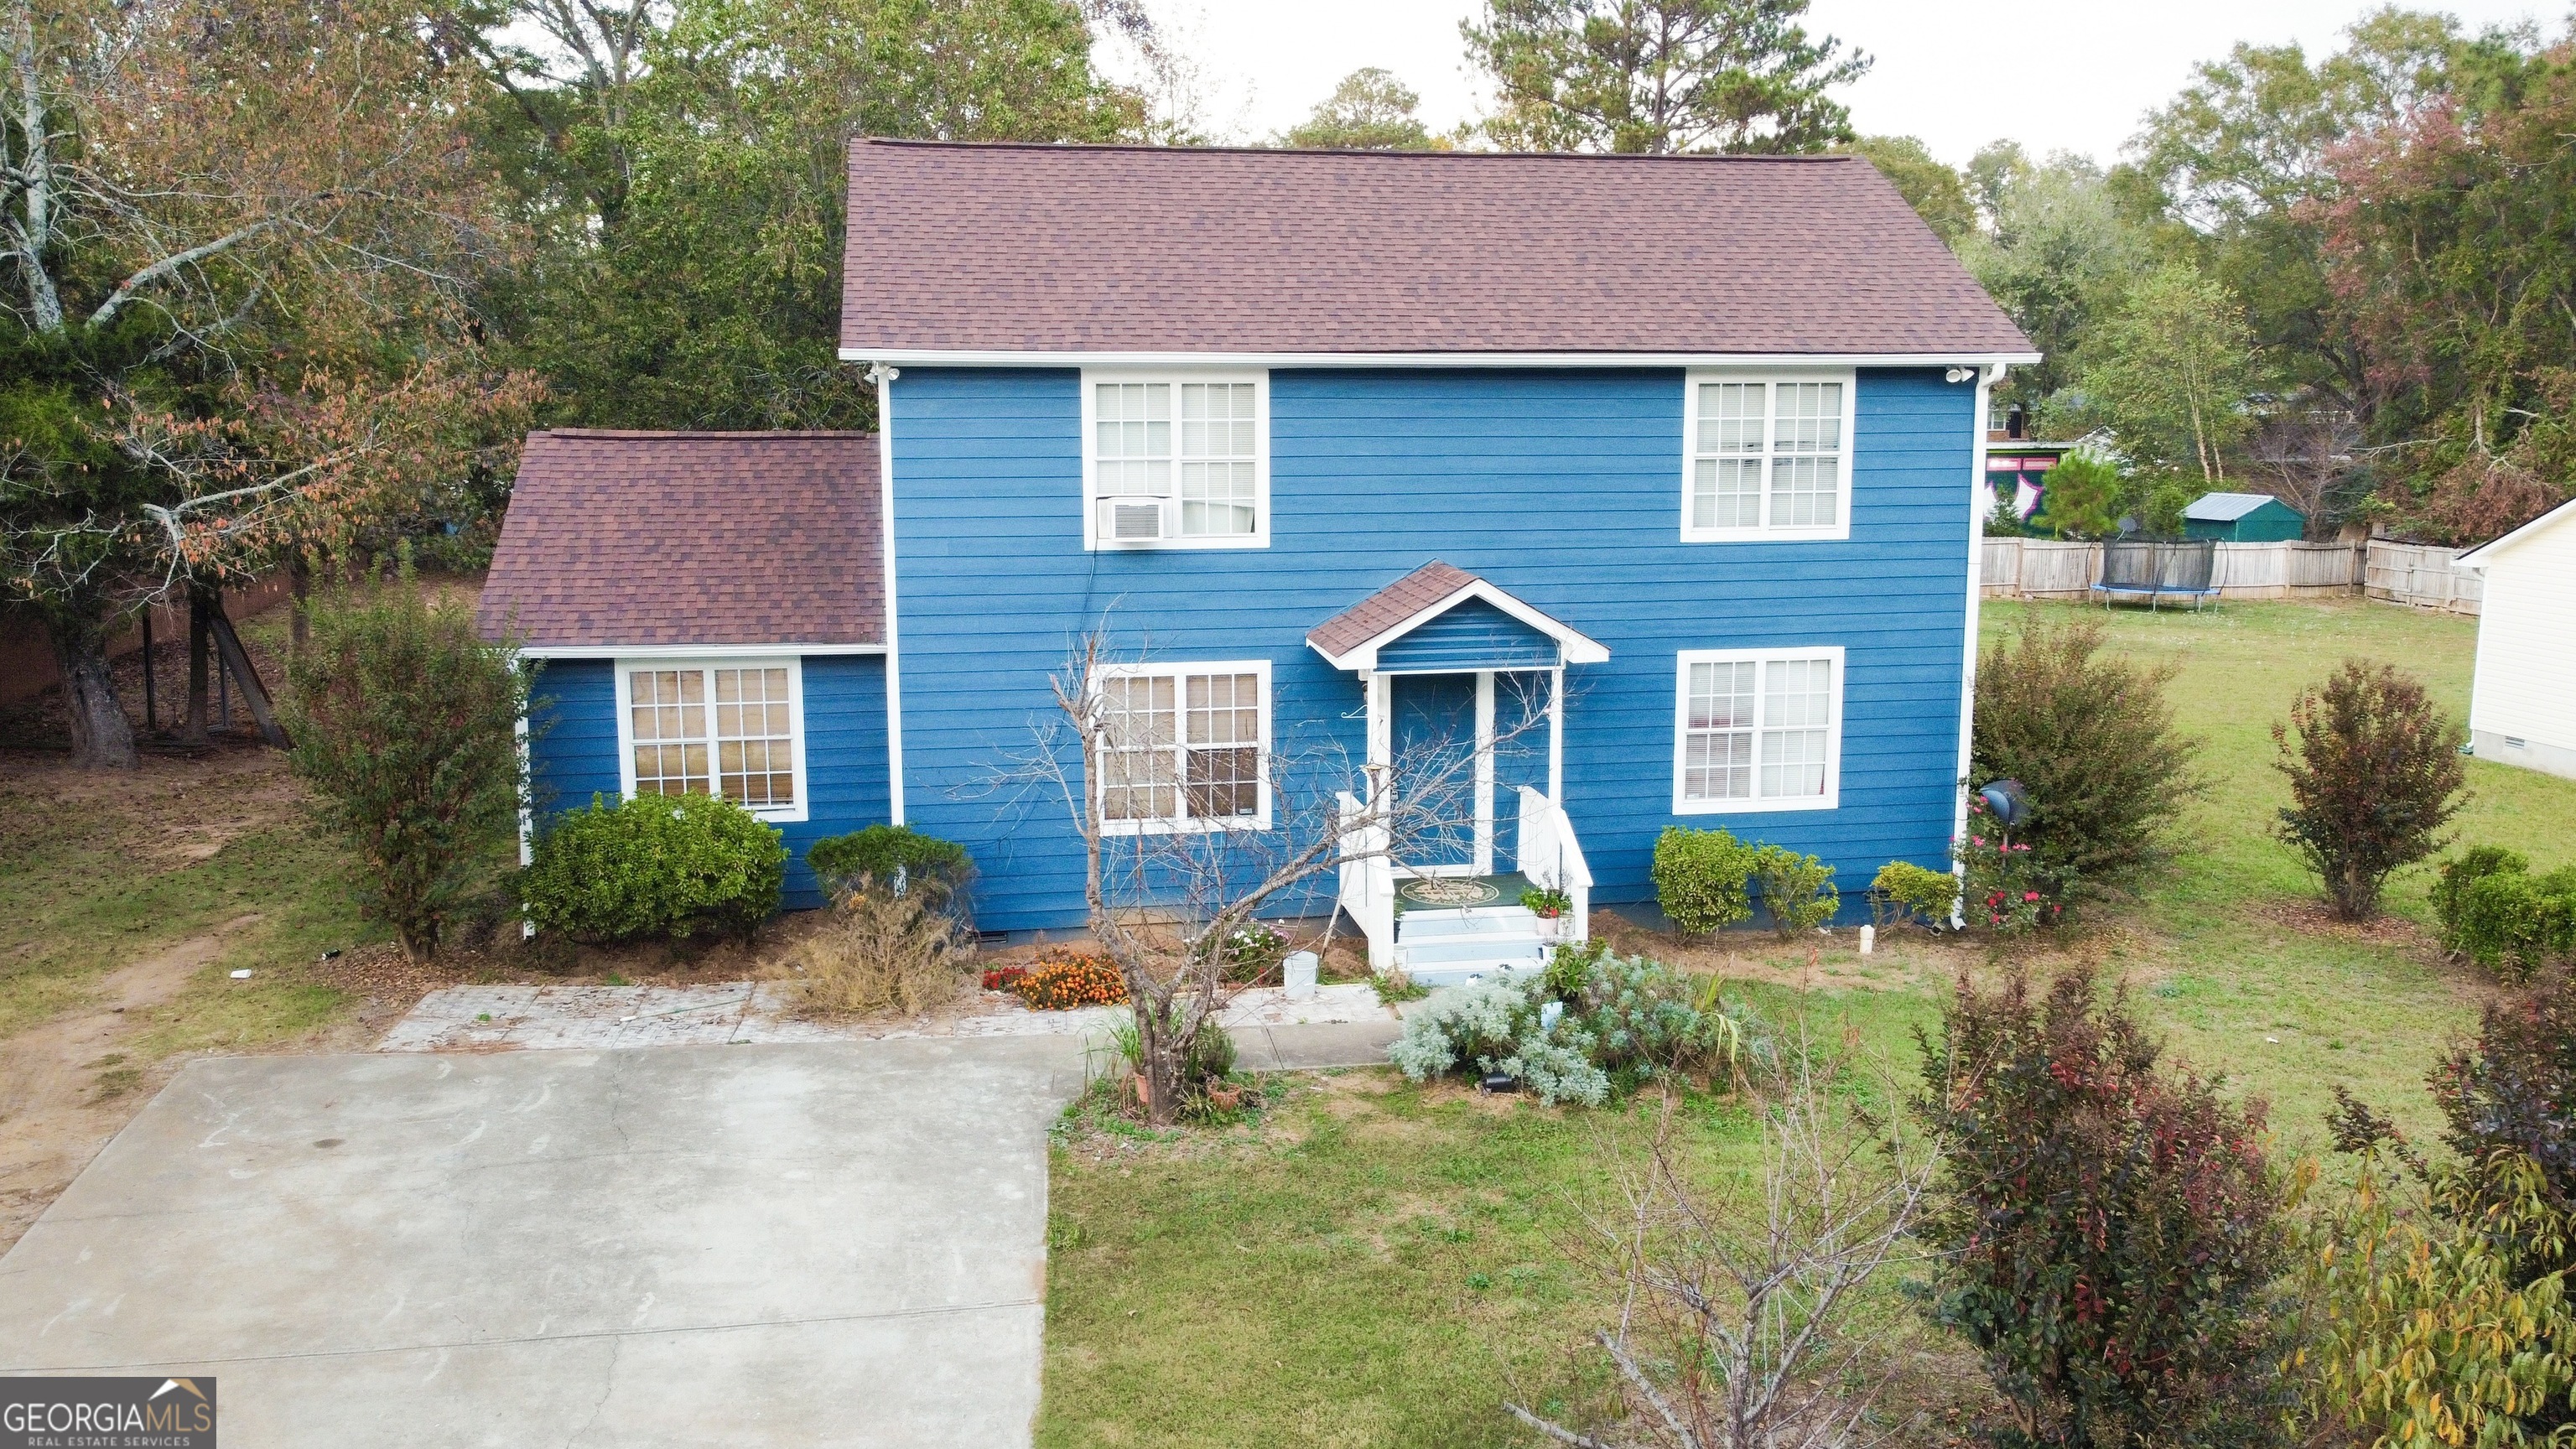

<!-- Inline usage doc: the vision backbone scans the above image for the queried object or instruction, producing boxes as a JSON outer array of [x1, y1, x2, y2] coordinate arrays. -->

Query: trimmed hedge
[[524, 792, 787, 943], [805, 824, 971, 904]]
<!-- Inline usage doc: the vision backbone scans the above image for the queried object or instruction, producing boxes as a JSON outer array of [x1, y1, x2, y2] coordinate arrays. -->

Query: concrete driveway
[[0, 1038, 1084, 1446]]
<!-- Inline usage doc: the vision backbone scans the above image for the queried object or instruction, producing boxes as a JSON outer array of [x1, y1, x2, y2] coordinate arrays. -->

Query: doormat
[[1400, 878, 1501, 906]]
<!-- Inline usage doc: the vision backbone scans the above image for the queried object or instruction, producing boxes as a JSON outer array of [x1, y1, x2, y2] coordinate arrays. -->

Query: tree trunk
[[181, 589, 212, 747], [45, 615, 138, 769]]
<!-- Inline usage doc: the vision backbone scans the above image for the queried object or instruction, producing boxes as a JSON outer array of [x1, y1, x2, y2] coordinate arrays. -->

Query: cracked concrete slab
[[0, 1039, 1083, 1446]]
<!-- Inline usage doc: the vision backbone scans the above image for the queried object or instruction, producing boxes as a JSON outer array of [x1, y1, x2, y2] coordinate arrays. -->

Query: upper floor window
[[1671, 647, 1842, 813], [616, 659, 808, 823], [1098, 660, 1271, 833], [1083, 372, 1270, 550], [1680, 371, 1857, 542]]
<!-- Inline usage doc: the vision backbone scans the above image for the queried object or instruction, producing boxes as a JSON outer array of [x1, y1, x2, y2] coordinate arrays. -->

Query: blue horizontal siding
[[889, 367, 1973, 931], [1376, 597, 1561, 672], [522, 655, 892, 913], [527, 660, 621, 821]]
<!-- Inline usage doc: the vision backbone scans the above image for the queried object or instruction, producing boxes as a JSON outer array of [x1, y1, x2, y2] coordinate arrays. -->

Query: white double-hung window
[[1672, 647, 1843, 813], [1097, 661, 1271, 833], [615, 659, 808, 822], [1680, 371, 1857, 541], [1083, 372, 1270, 549]]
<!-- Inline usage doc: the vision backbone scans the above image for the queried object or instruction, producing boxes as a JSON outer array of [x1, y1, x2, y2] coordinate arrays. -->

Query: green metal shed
[[2183, 491, 2305, 542]]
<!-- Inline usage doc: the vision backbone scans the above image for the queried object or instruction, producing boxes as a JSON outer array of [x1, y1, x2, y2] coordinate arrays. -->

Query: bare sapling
[[1509, 1031, 1943, 1449], [998, 628, 1552, 1124]]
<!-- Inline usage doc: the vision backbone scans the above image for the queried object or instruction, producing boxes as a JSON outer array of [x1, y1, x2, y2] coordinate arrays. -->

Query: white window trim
[[1678, 368, 1859, 543], [1094, 657, 1274, 835], [612, 657, 811, 824], [1670, 646, 1845, 815], [1080, 370, 1271, 551]]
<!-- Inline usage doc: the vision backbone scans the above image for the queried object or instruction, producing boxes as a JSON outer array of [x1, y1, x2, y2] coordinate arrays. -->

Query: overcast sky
[[1119, 0, 2563, 164]]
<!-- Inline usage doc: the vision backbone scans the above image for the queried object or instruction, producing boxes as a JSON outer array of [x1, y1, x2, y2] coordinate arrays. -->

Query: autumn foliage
[[1913, 967, 2292, 1448], [2272, 661, 2467, 920]]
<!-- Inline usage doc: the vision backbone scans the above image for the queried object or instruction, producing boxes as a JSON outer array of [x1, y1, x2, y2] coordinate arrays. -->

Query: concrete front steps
[[1394, 904, 1555, 989]]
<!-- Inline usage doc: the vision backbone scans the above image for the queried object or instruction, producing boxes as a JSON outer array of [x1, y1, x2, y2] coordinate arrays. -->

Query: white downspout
[[1952, 364, 2002, 924], [870, 364, 907, 826]]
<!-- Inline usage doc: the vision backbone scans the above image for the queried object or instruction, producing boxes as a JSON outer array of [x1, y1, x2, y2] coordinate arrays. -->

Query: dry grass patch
[[770, 887, 974, 1019]]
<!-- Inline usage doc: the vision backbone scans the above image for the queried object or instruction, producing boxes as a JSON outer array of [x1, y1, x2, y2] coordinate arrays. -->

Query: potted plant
[[1519, 885, 1572, 937]]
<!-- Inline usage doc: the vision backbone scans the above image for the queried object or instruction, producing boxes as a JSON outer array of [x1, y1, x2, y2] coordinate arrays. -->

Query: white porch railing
[[1513, 786, 1592, 944], [1336, 790, 1397, 972]]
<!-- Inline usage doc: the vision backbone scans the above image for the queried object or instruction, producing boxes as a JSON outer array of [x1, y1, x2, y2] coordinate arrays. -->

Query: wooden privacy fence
[[2363, 540, 2483, 615], [1980, 538, 2376, 603], [1979, 538, 2097, 598]]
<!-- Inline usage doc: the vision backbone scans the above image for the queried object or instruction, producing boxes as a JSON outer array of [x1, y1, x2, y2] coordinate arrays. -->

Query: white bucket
[[1859, 925, 1876, 955], [1283, 950, 1319, 1000]]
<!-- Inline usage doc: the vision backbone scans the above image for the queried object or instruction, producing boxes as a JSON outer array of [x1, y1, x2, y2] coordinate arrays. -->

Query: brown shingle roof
[[1307, 561, 1482, 659], [478, 430, 882, 650], [842, 140, 2033, 357]]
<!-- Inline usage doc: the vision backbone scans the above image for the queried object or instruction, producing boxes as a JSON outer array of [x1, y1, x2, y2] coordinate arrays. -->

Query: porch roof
[[1305, 561, 1609, 673]]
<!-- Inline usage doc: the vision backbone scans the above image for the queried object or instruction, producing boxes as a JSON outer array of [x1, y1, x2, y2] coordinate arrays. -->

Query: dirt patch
[[0, 915, 262, 1252], [1591, 911, 1970, 991], [2251, 896, 2449, 953]]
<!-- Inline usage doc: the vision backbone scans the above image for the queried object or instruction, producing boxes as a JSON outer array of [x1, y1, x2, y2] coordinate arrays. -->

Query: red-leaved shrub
[[2272, 661, 2466, 920], [1913, 967, 2293, 1447]]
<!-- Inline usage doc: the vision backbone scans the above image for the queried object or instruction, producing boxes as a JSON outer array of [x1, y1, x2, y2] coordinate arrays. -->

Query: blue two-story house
[[481, 139, 2035, 982]]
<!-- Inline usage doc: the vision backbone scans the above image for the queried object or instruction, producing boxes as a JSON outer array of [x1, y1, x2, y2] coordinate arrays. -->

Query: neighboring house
[[2458, 498, 2576, 781], [483, 140, 2037, 979], [2183, 491, 2305, 542], [1983, 436, 2072, 522]]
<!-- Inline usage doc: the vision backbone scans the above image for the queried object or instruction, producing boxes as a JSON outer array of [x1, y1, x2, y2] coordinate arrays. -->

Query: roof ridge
[[534, 428, 878, 440], [849, 137, 1858, 164]]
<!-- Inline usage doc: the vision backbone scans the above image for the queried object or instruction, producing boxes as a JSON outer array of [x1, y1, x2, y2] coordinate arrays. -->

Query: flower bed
[[1012, 948, 1129, 1010]]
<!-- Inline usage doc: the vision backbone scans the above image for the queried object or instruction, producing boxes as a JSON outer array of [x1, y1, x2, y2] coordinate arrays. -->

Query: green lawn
[[0, 599, 400, 1055], [1038, 598, 2575, 1447], [0, 750, 377, 1052]]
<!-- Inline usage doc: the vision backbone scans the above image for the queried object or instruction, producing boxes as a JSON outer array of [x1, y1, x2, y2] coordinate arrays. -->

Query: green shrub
[[281, 574, 527, 961], [2273, 661, 2467, 920], [2433, 846, 2528, 942], [1959, 800, 2063, 932], [805, 825, 971, 905], [2430, 848, 2576, 981], [1387, 944, 1748, 1104], [2038, 449, 2122, 539], [2452, 870, 2576, 983], [1192, 920, 1291, 984], [1651, 826, 1756, 936], [1871, 860, 1956, 927], [1973, 619, 2202, 905], [524, 792, 787, 943], [1752, 844, 1838, 936]]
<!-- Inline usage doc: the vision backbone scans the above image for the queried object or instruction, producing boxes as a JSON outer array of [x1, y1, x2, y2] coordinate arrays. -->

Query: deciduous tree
[[1841, 134, 1971, 244], [2080, 262, 2259, 483], [2, 0, 522, 766], [1277, 68, 1440, 150]]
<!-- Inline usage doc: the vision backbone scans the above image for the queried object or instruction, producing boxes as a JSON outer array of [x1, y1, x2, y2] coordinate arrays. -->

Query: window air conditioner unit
[[1101, 496, 1167, 543]]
